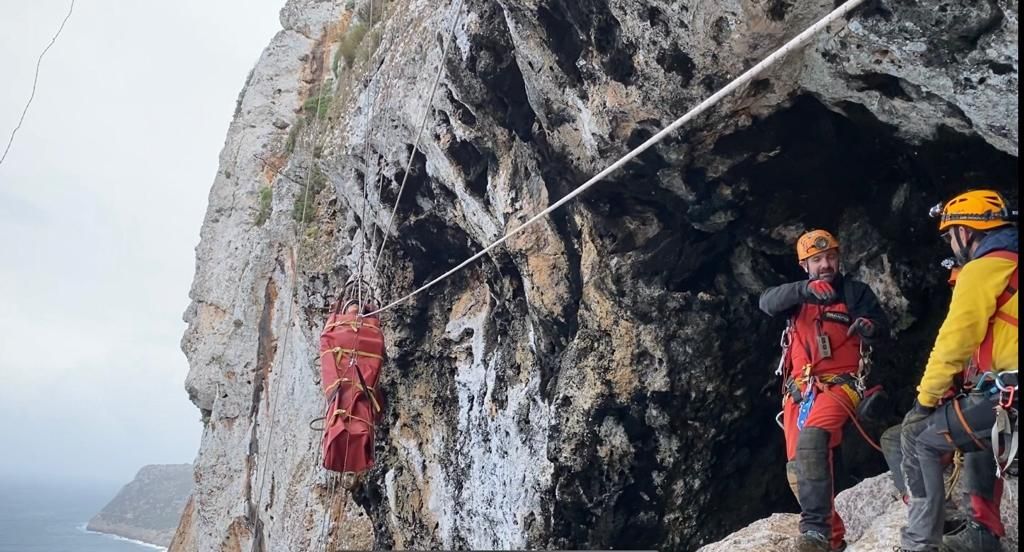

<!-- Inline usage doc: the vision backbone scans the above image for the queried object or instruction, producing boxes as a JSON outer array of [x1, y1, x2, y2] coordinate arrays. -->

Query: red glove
[[805, 280, 837, 303]]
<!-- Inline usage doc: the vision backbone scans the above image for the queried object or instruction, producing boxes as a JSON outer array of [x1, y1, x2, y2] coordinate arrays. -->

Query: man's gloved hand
[[901, 400, 935, 433], [847, 317, 876, 337], [803, 280, 838, 303]]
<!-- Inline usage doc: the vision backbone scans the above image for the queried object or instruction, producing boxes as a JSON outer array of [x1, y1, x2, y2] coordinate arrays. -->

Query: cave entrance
[[702, 94, 1018, 542]]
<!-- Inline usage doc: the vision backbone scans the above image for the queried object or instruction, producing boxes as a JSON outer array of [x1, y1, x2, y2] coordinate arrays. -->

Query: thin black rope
[[370, 0, 465, 275], [1, 0, 76, 168]]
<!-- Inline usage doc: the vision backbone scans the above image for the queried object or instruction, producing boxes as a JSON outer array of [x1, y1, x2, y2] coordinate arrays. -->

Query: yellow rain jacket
[[918, 250, 1019, 407]]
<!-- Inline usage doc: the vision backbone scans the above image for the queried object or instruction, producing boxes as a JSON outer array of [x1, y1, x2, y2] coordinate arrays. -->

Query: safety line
[[357, 0, 378, 309], [370, 0, 466, 275], [0, 0, 75, 168], [366, 0, 867, 317], [316, 473, 338, 551], [249, 47, 335, 552]]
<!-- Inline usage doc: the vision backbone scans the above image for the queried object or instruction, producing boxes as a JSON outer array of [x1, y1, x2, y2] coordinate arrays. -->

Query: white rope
[[0, 0, 75, 168], [366, 0, 868, 317], [357, 0, 377, 309], [370, 0, 466, 275]]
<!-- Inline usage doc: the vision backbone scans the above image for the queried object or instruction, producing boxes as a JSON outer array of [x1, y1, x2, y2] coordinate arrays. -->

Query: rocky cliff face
[[176, 0, 1018, 551], [88, 464, 193, 547]]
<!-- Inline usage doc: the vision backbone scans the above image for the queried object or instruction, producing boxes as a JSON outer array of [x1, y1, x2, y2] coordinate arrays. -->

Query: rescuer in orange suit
[[760, 230, 890, 552]]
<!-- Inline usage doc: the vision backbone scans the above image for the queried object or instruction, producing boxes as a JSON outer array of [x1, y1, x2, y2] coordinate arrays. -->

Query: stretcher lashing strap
[[320, 346, 385, 361], [324, 318, 382, 331], [329, 408, 373, 429], [324, 377, 382, 414]]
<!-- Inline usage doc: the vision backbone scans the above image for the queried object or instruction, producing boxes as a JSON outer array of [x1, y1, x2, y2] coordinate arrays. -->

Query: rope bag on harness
[[318, 284, 387, 486], [940, 371, 1020, 479]]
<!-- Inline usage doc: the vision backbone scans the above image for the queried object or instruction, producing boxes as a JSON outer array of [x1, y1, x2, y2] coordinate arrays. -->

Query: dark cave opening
[[540, 0, 637, 85], [380, 147, 430, 215], [702, 95, 1018, 545], [464, 32, 537, 142], [572, 94, 1017, 549]]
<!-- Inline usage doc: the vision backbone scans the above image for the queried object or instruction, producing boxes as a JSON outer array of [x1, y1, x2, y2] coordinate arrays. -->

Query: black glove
[[802, 280, 838, 303], [902, 400, 935, 427], [847, 317, 876, 338]]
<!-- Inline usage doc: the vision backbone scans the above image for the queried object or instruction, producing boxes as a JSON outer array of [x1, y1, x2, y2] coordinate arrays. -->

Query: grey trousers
[[882, 423, 1002, 530], [900, 393, 1000, 551]]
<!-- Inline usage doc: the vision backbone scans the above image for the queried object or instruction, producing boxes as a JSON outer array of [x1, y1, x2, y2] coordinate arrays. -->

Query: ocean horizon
[[0, 477, 167, 552]]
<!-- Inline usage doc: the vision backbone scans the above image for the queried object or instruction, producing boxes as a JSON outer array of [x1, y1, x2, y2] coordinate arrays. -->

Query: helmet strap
[[952, 227, 979, 265]]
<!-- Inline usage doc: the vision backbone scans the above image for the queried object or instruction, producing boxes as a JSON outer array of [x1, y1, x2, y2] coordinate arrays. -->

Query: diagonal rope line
[[357, 6, 402, 304], [0, 0, 76, 168], [365, 0, 868, 317], [357, 0, 377, 310], [371, 0, 465, 275]]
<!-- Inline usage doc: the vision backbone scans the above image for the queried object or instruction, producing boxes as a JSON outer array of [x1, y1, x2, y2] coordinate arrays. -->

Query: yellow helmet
[[796, 229, 840, 261], [930, 190, 1015, 231]]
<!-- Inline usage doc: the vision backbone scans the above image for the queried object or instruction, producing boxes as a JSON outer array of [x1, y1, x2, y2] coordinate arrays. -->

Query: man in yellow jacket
[[898, 190, 1018, 552]]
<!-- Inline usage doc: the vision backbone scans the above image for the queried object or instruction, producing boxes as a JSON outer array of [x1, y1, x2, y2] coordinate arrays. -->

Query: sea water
[[0, 478, 164, 552]]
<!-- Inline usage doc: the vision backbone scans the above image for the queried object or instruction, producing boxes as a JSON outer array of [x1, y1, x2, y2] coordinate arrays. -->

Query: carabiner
[[1000, 386, 1016, 409]]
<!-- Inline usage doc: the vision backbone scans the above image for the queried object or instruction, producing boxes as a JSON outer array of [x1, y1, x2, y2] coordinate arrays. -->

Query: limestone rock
[[701, 473, 1019, 552], [175, 1, 1018, 550]]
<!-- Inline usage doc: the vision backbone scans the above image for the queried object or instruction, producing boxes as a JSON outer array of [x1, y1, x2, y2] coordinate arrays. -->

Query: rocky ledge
[[700, 472, 1019, 552]]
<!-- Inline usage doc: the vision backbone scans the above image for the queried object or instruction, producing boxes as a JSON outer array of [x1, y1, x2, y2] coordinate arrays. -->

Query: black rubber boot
[[796, 428, 835, 539], [940, 521, 1001, 552]]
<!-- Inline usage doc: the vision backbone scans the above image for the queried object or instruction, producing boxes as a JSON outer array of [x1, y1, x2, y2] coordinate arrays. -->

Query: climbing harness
[[937, 371, 1019, 479], [982, 371, 1019, 478], [965, 251, 1018, 384], [776, 300, 883, 451], [931, 246, 1018, 479]]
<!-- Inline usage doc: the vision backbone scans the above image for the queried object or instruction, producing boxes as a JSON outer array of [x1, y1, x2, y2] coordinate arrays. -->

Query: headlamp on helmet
[[796, 229, 840, 262], [932, 190, 1017, 231]]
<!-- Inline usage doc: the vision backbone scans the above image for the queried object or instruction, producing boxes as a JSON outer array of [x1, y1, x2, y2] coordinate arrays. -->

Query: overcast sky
[[0, 0, 284, 485]]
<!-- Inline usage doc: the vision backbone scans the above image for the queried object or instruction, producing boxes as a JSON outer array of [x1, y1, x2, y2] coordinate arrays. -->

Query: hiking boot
[[940, 522, 1001, 552], [795, 531, 830, 552]]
